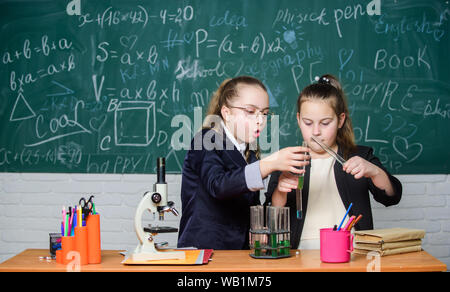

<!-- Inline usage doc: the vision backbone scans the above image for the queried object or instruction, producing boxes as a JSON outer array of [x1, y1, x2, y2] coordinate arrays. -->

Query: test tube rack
[[249, 206, 291, 259], [249, 229, 291, 259]]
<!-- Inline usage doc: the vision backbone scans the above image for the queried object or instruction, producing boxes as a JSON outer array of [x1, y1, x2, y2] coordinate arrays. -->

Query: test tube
[[285, 207, 290, 244], [296, 141, 309, 219], [267, 206, 279, 257], [250, 205, 263, 256], [278, 207, 284, 255], [250, 206, 257, 247], [282, 207, 290, 255]]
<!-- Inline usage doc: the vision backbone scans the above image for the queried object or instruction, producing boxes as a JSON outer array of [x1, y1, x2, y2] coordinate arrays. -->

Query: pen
[[343, 215, 355, 231], [69, 206, 75, 235], [337, 203, 353, 231]]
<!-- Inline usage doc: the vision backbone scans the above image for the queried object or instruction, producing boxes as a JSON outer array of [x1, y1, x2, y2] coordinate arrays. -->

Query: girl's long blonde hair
[[203, 76, 267, 161], [297, 74, 357, 159]]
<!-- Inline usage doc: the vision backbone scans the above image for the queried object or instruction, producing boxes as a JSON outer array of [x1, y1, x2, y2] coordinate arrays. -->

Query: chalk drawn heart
[[89, 114, 107, 132], [393, 136, 423, 163], [183, 32, 194, 44], [338, 48, 354, 70], [222, 60, 244, 77], [120, 35, 138, 49]]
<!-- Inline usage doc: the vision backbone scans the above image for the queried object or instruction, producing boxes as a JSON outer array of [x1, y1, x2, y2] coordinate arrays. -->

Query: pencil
[[69, 207, 74, 235], [348, 214, 363, 231], [337, 203, 353, 231], [343, 215, 355, 231]]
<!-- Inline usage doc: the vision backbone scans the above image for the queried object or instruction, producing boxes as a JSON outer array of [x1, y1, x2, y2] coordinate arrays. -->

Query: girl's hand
[[277, 171, 300, 193], [342, 156, 380, 179], [260, 146, 310, 178]]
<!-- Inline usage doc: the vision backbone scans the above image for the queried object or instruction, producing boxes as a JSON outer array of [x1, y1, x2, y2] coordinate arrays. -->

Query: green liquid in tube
[[254, 240, 261, 257], [296, 175, 304, 219], [270, 234, 277, 257], [298, 175, 304, 189]]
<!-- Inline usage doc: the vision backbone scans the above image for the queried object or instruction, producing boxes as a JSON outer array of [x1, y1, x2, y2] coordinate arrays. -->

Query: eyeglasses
[[228, 105, 274, 121]]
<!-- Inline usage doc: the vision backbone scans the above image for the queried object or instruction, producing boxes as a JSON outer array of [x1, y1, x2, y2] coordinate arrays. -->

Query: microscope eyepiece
[[157, 157, 166, 184]]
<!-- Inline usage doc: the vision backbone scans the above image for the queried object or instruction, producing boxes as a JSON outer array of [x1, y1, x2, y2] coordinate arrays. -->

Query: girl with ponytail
[[266, 74, 402, 250]]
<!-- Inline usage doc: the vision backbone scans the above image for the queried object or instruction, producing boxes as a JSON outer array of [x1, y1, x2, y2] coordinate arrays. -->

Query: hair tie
[[314, 76, 330, 85]]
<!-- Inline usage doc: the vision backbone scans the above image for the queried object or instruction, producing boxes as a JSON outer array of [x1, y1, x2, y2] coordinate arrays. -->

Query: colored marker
[[69, 207, 75, 235], [77, 205, 82, 227], [62, 206, 65, 226], [65, 213, 69, 237], [73, 206, 77, 228]]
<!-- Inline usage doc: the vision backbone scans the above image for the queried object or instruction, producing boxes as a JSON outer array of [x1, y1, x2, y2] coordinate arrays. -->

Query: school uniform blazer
[[177, 128, 261, 250], [265, 145, 402, 249]]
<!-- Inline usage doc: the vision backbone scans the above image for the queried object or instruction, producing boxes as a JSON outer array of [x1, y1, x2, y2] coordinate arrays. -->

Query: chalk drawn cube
[[114, 101, 156, 146]]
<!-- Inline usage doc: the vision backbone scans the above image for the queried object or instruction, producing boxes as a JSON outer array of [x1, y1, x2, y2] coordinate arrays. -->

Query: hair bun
[[315, 75, 331, 85]]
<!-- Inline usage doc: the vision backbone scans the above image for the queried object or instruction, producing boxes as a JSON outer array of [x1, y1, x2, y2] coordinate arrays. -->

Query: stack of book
[[353, 228, 425, 256]]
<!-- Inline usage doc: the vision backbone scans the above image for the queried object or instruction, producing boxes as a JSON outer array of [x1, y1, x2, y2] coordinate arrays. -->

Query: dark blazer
[[177, 128, 261, 250], [264, 145, 402, 249]]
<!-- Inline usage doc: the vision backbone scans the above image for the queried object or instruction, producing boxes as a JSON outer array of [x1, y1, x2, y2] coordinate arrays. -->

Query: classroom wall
[[0, 172, 449, 271]]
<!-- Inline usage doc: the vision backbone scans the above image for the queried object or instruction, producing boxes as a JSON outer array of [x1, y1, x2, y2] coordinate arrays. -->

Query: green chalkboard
[[1, 0, 449, 174]]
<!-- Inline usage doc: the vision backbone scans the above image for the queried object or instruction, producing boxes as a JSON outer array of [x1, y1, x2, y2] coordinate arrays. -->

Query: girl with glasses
[[177, 76, 309, 250]]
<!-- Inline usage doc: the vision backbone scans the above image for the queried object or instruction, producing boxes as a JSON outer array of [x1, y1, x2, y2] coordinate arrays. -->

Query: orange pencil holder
[[55, 249, 63, 264], [75, 226, 89, 265], [61, 236, 75, 265], [86, 213, 101, 264]]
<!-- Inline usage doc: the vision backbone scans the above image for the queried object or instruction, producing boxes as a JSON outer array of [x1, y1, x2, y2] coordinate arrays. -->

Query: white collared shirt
[[221, 121, 246, 158], [220, 120, 267, 192]]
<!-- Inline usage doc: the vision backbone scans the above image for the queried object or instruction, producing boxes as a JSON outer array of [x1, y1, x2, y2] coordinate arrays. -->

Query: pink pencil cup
[[320, 228, 353, 263]]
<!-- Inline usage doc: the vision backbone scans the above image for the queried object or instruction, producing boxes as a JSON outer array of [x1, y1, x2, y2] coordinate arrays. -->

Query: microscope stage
[[144, 225, 179, 233]]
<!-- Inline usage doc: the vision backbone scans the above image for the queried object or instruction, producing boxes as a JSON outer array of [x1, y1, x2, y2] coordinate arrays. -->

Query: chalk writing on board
[[372, 11, 449, 42], [2, 36, 73, 66], [66, 0, 81, 16], [374, 46, 431, 71], [1, 0, 449, 174], [78, 5, 149, 28], [24, 100, 92, 147]]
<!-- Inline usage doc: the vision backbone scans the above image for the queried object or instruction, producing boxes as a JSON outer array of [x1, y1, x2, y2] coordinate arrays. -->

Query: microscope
[[131, 157, 185, 261]]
